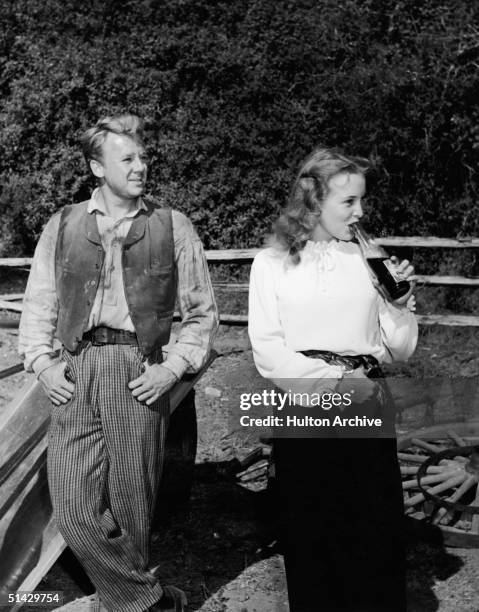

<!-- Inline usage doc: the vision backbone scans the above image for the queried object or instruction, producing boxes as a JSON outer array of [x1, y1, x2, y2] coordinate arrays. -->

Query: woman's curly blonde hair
[[272, 147, 371, 264]]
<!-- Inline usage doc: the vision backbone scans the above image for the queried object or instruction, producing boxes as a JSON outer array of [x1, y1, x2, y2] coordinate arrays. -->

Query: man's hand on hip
[[128, 362, 177, 405], [39, 361, 75, 405]]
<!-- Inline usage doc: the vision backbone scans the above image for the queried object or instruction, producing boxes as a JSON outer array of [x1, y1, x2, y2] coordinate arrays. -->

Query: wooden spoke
[[399, 423, 479, 546], [403, 470, 461, 490], [400, 465, 445, 476], [405, 473, 467, 508], [400, 466, 419, 476], [411, 438, 448, 453], [433, 475, 478, 525], [447, 430, 466, 447], [397, 452, 428, 463]]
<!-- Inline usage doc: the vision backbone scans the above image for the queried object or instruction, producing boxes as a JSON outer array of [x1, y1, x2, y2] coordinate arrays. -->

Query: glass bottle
[[350, 222, 411, 301]]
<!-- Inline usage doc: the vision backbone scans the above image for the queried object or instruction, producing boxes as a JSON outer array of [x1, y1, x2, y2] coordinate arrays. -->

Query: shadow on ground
[[405, 518, 465, 612], [32, 460, 472, 612]]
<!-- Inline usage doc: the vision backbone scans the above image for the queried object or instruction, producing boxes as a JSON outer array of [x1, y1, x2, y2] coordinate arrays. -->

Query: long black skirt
[[273, 436, 406, 612]]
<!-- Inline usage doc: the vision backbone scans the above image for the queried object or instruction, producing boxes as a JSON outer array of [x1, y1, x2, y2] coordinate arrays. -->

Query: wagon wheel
[[398, 420, 479, 548]]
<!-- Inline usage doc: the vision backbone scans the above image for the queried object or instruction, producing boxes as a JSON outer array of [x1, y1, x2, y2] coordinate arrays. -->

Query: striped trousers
[[47, 343, 169, 612]]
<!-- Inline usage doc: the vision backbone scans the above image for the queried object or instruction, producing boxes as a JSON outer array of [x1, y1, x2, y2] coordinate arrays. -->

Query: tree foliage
[[1, 0, 478, 255]]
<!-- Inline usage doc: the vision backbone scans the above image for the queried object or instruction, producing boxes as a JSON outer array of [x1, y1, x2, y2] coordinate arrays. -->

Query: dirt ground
[[1, 319, 479, 611]]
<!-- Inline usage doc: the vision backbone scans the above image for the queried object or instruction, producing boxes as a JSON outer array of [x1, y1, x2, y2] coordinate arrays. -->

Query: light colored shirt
[[19, 190, 218, 379], [248, 240, 418, 391], [87, 192, 147, 331]]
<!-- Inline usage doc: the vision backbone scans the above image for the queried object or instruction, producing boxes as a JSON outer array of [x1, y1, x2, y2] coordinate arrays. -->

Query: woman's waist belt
[[300, 350, 380, 375], [83, 326, 138, 346]]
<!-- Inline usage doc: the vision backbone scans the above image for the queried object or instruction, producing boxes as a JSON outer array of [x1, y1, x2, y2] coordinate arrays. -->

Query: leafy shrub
[[0, 0, 478, 258]]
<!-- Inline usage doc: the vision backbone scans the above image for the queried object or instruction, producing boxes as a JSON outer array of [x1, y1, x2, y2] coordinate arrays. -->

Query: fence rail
[[1, 236, 479, 327], [1, 234, 479, 268]]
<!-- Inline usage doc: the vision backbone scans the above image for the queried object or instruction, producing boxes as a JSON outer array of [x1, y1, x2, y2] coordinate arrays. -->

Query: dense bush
[[1, 0, 479, 256]]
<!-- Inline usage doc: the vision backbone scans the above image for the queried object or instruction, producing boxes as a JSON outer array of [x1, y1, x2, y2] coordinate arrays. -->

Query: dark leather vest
[[54, 198, 175, 355]]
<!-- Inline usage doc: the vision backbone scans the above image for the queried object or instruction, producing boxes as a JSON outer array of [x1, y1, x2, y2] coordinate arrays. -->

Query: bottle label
[[383, 258, 402, 282]]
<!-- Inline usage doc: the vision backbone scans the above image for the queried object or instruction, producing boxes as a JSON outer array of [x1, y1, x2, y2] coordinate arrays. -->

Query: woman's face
[[312, 172, 365, 242]]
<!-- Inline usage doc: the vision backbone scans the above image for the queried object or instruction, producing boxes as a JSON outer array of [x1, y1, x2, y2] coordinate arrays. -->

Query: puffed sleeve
[[377, 296, 418, 362], [248, 250, 343, 391]]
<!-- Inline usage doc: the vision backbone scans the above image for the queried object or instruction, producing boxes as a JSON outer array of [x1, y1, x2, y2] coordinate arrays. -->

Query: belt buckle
[[92, 327, 109, 345], [91, 330, 103, 346]]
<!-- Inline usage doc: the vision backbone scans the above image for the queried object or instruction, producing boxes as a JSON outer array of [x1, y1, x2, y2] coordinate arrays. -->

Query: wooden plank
[[0, 379, 51, 489], [3, 275, 479, 299], [205, 249, 260, 262], [0, 252, 258, 266], [202, 239, 478, 258], [3, 275, 479, 316], [0, 364, 24, 380], [1, 307, 476, 328], [0, 300, 23, 312], [12, 526, 67, 612], [0, 318, 20, 329], [0, 294, 24, 301], [416, 314, 479, 327], [214, 313, 479, 327], [0, 258, 32, 267], [415, 275, 479, 286], [378, 236, 479, 248], [213, 283, 249, 291], [213, 276, 479, 290], [1, 236, 479, 270], [0, 441, 48, 524]]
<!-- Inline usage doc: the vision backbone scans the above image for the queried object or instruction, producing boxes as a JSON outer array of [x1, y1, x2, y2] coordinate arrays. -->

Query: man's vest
[[54, 198, 176, 355]]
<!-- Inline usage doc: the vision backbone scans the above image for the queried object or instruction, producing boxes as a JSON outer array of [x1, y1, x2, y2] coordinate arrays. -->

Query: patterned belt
[[300, 350, 381, 376], [83, 326, 139, 346]]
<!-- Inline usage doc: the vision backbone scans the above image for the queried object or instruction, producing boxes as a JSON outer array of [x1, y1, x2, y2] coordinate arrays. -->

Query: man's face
[[91, 133, 147, 201]]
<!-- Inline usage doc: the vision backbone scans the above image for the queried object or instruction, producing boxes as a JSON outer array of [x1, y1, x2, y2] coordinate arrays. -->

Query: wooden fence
[[1, 234, 479, 327]]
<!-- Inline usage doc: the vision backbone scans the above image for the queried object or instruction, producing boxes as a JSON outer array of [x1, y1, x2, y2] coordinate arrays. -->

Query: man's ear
[[90, 158, 104, 179]]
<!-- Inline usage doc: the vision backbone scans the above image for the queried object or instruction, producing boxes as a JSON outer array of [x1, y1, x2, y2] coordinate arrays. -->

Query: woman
[[248, 148, 417, 612]]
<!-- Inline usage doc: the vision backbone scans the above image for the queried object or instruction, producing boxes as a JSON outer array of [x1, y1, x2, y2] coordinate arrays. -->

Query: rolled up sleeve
[[18, 213, 61, 373], [162, 211, 219, 379], [377, 296, 418, 362]]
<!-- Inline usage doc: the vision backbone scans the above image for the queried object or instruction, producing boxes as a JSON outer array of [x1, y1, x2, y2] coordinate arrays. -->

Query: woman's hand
[[336, 366, 377, 404], [389, 256, 416, 306]]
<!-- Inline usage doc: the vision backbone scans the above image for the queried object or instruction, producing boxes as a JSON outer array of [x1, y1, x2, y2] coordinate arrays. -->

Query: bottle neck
[[351, 223, 387, 259]]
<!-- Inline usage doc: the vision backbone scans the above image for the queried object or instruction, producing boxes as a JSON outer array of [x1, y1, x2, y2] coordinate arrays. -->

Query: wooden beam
[[1, 305, 477, 329], [1, 236, 479, 270], [0, 300, 23, 312], [204, 240, 478, 259], [415, 314, 479, 327], [204, 249, 260, 262], [378, 236, 479, 248], [415, 275, 479, 286], [213, 283, 249, 291], [0, 317, 20, 329], [0, 258, 32, 267], [0, 293, 24, 301], [213, 313, 479, 327], [212, 275, 479, 291]]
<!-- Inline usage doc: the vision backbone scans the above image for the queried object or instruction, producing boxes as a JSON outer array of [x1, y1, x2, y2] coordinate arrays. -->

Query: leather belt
[[300, 350, 380, 375], [83, 326, 139, 346]]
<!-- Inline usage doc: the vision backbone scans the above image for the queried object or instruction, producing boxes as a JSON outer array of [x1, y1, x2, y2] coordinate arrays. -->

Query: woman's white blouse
[[248, 240, 418, 385]]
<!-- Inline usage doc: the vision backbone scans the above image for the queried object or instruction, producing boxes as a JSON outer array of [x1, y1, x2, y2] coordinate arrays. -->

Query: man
[[19, 113, 218, 612]]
